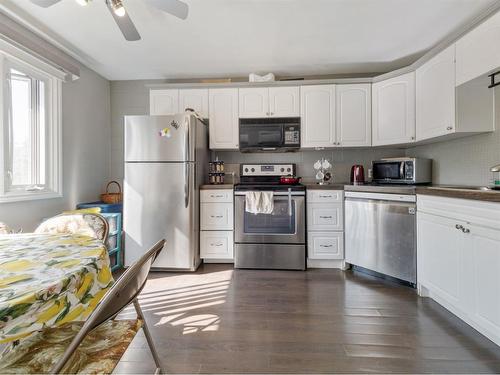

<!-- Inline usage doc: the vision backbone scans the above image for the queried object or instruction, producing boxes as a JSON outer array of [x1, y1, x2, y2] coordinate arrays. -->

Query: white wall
[[0, 65, 111, 231]]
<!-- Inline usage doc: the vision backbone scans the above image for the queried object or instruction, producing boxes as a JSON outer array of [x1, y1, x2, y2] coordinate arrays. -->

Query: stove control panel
[[241, 164, 295, 176]]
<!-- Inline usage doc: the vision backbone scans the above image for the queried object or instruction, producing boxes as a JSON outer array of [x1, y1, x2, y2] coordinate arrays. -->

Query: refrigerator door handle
[[185, 117, 190, 162], [184, 162, 190, 208]]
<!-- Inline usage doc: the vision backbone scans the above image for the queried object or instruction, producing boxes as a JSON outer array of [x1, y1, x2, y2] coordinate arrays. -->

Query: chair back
[[34, 213, 109, 243], [51, 239, 165, 373], [0, 222, 12, 234]]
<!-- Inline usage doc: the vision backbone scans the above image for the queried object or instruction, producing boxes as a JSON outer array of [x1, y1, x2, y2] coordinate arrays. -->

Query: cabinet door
[[372, 72, 416, 146], [336, 84, 371, 147], [416, 45, 456, 141], [208, 88, 239, 149], [238, 88, 269, 118], [179, 89, 209, 118], [417, 212, 465, 305], [300, 85, 336, 148], [200, 202, 234, 230], [307, 203, 343, 231], [308, 232, 344, 260], [456, 11, 500, 86], [200, 231, 234, 259], [150, 89, 179, 115], [269, 86, 300, 117], [466, 224, 500, 339]]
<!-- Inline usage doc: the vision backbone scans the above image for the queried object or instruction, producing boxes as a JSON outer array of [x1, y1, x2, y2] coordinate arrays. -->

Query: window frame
[[0, 52, 62, 203]]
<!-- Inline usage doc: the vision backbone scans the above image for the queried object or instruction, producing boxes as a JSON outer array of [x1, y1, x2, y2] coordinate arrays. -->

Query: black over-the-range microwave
[[238, 117, 300, 152]]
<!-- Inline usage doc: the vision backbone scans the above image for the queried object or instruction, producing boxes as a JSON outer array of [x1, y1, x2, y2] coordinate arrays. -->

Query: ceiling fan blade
[[146, 0, 189, 20], [30, 0, 62, 7], [106, 2, 141, 41]]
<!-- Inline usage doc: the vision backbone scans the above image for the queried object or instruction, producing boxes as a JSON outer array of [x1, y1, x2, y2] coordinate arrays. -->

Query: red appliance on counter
[[350, 165, 365, 184]]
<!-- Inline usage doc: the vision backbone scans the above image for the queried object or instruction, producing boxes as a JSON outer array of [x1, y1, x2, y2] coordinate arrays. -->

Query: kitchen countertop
[[416, 185, 500, 203], [344, 183, 419, 195], [200, 184, 234, 190], [303, 183, 347, 190]]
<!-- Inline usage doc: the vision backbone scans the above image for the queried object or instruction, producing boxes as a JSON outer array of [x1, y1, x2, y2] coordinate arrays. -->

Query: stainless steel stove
[[234, 163, 306, 270]]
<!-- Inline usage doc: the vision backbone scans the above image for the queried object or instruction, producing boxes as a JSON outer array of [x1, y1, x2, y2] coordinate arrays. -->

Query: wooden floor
[[114, 264, 500, 374]]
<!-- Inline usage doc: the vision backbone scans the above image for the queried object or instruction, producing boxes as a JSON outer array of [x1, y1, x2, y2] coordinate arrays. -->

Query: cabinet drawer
[[200, 231, 233, 259], [201, 189, 233, 203], [201, 203, 233, 230], [308, 232, 344, 260], [307, 190, 343, 203], [307, 203, 343, 231]]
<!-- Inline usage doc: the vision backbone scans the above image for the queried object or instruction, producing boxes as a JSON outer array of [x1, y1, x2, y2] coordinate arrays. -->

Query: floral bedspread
[[0, 233, 114, 343]]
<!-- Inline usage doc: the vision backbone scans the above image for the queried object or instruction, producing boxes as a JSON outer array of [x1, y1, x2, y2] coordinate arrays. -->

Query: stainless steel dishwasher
[[344, 191, 417, 284]]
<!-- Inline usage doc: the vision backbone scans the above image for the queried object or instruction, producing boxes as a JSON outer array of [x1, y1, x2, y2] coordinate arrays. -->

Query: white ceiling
[[1, 0, 498, 80]]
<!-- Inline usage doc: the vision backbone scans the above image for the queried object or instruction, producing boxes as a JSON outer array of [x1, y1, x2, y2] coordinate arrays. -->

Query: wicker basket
[[100, 181, 122, 204]]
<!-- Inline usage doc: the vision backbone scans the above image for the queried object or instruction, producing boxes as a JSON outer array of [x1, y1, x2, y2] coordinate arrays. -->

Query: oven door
[[234, 192, 305, 244], [372, 161, 405, 182]]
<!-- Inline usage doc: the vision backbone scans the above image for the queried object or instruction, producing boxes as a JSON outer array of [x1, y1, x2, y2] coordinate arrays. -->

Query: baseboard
[[202, 259, 234, 264], [307, 259, 346, 269]]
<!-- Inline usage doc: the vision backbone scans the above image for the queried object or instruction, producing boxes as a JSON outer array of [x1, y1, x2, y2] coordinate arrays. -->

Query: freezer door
[[124, 162, 198, 269], [125, 114, 196, 162]]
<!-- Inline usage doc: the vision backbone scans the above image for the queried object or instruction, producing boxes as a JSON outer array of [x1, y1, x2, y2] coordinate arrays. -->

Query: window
[[0, 54, 62, 202]]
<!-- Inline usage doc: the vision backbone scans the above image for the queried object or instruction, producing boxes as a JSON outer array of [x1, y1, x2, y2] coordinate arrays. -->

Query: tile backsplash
[[214, 148, 404, 183]]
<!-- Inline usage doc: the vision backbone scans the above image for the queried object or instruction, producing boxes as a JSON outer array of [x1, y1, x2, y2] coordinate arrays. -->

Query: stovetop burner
[[237, 163, 303, 190]]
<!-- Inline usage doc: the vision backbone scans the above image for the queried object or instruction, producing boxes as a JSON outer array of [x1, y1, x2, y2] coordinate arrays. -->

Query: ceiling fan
[[29, 0, 189, 41]]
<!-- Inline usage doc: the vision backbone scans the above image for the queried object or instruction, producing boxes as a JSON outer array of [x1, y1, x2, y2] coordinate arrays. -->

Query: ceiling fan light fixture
[[109, 0, 126, 17], [74, 0, 90, 6]]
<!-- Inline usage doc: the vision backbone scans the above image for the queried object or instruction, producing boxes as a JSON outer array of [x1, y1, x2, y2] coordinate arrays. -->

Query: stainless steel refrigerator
[[124, 113, 208, 270]]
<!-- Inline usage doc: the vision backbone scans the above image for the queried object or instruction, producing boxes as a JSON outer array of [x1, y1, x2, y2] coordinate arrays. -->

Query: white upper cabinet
[[456, 11, 500, 86], [150, 89, 179, 115], [208, 88, 239, 150], [336, 84, 372, 147], [372, 72, 416, 146], [269, 87, 300, 117], [300, 85, 336, 148], [179, 89, 209, 118], [238, 88, 269, 118], [416, 45, 456, 141], [239, 86, 299, 118]]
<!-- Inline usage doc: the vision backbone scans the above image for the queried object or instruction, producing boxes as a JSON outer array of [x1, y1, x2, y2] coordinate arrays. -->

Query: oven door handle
[[234, 191, 305, 196], [288, 188, 292, 216]]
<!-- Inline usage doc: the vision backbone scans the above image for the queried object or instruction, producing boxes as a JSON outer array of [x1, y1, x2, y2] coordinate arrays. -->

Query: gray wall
[[110, 80, 159, 182], [406, 86, 499, 186], [0, 65, 111, 231]]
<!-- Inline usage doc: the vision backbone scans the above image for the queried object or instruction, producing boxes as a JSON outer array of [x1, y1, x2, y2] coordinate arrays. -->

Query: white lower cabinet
[[417, 195, 500, 346], [200, 189, 234, 261], [308, 232, 343, 260], [307, 190, 345, 267], [200, 231, 233, 259]]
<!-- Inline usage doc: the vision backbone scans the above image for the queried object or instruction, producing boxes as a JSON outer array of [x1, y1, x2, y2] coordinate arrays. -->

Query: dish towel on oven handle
[[245, 191, 274, 214]]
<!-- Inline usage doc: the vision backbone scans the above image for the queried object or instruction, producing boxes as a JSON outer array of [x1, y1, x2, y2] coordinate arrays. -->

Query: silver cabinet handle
[[320, 244, 333, 248], [210, 194, 224, 198], [320, 216, 333, 219], [210, 243, 223, 247], [455, 224, 464, 230], [210, 215, 223, 218], [319, 195, 332, 198]]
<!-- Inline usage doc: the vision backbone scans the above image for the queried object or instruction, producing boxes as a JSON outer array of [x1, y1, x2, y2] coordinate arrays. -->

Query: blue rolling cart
[[76, 202, 123, 272]]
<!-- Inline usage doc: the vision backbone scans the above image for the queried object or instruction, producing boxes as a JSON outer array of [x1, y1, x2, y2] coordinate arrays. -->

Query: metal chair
[[0, 239, 165, 374], [35, 213, 110, 244]]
